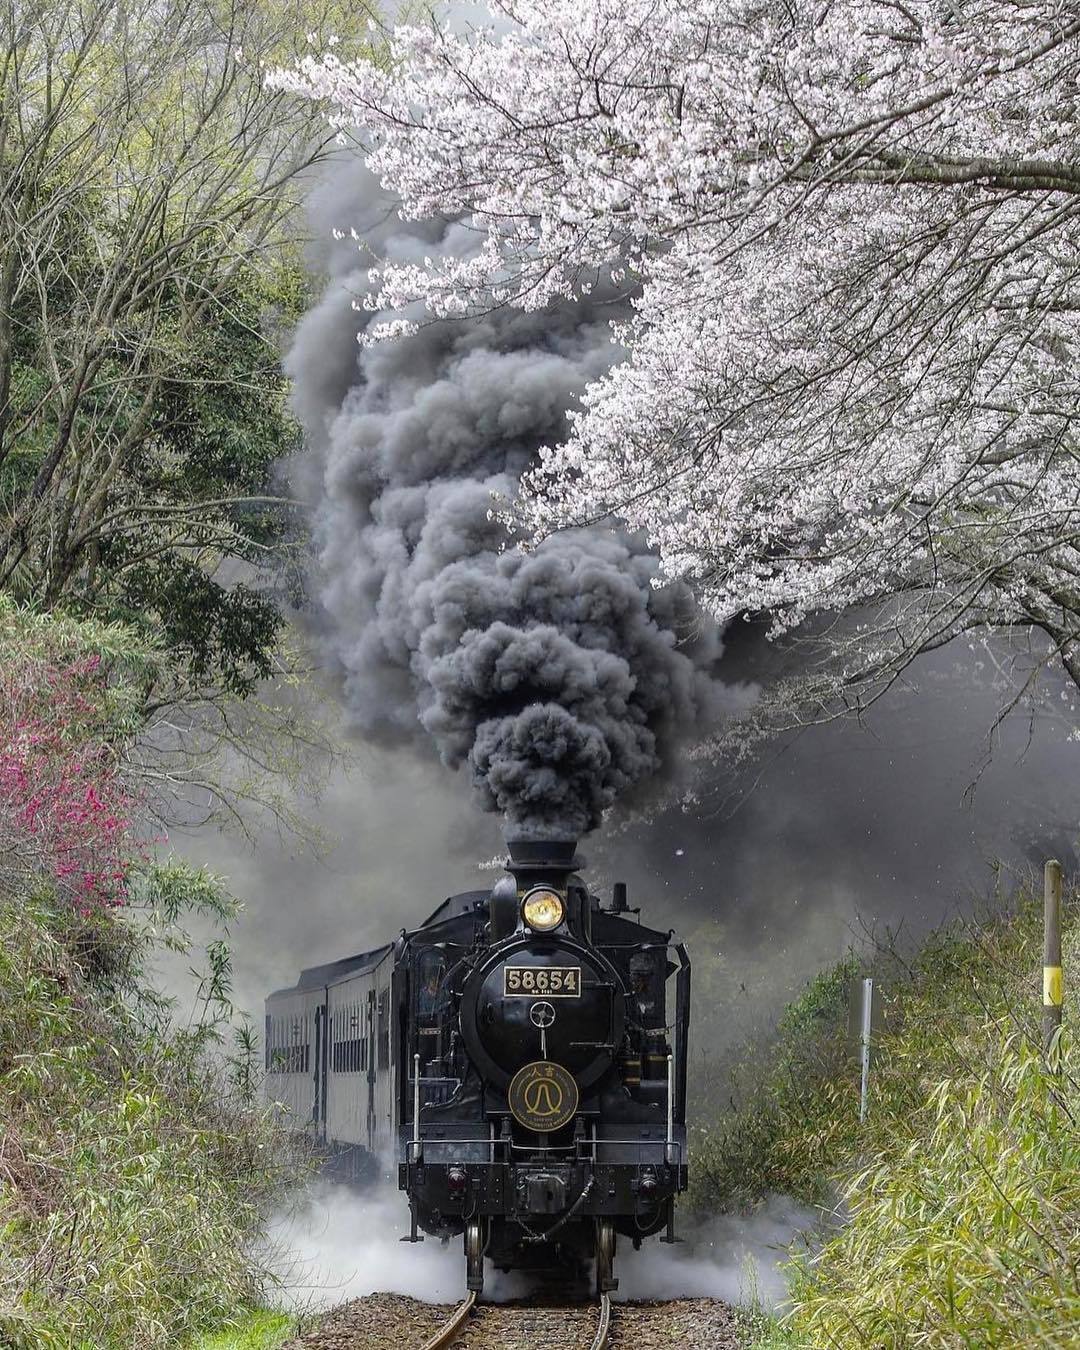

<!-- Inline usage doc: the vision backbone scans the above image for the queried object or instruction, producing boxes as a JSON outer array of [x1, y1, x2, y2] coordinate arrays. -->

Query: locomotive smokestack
[[505, 837, 579, 871], [504, 836, 583, 889]]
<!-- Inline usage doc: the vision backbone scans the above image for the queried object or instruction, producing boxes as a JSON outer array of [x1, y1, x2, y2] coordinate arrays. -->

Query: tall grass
[[693, 887, 1079, 1348], [0, 600, 313, 1347], [0, 883, 310, 1349]]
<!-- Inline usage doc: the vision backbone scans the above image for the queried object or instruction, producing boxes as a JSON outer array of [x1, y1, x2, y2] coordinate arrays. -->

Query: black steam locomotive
[[264, 838, 689, 1294]]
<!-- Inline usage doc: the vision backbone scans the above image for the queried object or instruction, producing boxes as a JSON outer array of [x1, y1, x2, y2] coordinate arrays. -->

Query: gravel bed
[[609, 1299, 744, 1348], [281, 1293, 746, 1349], [279, 1293, 453, 1349]]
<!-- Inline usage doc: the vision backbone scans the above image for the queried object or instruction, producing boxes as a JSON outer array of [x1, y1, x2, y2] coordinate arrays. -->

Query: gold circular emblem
[[507, 1060, 579, 1132]]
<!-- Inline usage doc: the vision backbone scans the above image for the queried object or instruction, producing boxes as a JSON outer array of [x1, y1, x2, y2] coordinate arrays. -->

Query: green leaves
[[794, 906, 1078, 1348], [0, 0, 326, 709], [0, 886, 312, 1349], [693, 894, 1079, 1347]]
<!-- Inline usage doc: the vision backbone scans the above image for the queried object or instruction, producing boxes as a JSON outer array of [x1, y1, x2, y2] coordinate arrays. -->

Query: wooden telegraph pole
[[1043, 859, 1064, 1064]]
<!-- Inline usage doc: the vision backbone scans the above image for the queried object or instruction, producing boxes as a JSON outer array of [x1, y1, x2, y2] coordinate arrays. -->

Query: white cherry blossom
[[271, 1, 1080, 731]]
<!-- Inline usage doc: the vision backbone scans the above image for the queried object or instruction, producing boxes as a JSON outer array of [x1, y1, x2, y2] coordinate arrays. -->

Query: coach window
[[348, 1005, 361, 1072], [289, 1015, 306, 1074]]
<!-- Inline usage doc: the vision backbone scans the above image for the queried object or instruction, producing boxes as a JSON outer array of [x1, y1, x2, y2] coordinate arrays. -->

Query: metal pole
[[1044, 860, 1064, 1064], [412, 1051, 421, 1160], [859, 978, 873, 1122]]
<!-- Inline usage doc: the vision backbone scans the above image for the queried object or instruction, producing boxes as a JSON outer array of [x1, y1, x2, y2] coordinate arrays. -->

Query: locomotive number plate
[[503, 965, 581, 996]]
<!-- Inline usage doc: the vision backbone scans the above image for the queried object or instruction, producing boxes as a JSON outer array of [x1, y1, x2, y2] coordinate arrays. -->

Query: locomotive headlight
[[521, 887, 565, 932]]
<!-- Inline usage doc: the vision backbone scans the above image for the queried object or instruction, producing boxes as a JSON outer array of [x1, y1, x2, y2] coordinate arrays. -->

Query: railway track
[[420, 1292, 611, 1350], [280, 1290, 744, 1349], [419, 1291, 476, 1350]]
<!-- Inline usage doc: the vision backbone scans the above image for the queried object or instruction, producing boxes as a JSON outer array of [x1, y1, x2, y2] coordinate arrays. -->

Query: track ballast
[[280, 1292, 746, 1349]]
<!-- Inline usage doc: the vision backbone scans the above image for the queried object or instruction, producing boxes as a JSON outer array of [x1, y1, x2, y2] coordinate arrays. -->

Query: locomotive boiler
[[264, 838, 690, 1294]]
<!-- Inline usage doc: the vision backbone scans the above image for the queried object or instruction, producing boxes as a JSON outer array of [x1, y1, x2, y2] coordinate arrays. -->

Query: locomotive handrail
[[403, 1132, 685, 1160], [410, 1052, 421, 1161], [405, 1133, 495, 1141], [665, 1051, 675, 1164]]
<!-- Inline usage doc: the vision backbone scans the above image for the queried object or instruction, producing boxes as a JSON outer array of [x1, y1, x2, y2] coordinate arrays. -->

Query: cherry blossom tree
[[273, 1, 1080, 737]]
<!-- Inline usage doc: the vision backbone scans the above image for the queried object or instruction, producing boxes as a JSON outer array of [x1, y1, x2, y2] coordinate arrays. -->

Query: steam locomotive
[[264, 838, 689, 1294]]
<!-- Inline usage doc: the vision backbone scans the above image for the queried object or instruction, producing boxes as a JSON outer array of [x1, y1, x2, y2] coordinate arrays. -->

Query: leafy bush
[[0, 603, 312, 1348], [0, 881, 310, 1350], [0, 597, 157, 911], [689, 955, 858, 1212], [789, 913, 1078, 1349]]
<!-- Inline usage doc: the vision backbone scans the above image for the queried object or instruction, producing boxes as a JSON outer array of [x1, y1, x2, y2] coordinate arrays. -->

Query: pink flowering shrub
[[0, 632, 140, 911]]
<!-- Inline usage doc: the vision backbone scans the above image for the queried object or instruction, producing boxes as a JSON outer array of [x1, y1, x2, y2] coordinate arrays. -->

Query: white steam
[[264, 1180, 462, 1309], [263, 1182, 823, 1313], [616, 1194, 824, 1307]]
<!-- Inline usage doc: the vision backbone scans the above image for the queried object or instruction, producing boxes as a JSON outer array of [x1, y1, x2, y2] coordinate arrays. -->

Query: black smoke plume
[[287, 166, 741, 838]]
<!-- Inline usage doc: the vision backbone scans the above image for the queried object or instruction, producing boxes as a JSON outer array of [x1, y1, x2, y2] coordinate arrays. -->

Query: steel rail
[[420, 1290, 608, 1350], [420, 1291, 476, 1350], [591, 1293, 612, 1350]]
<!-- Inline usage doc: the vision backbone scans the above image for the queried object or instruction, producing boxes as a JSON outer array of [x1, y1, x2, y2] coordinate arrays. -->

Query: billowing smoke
[[286, 164, 739, 838]]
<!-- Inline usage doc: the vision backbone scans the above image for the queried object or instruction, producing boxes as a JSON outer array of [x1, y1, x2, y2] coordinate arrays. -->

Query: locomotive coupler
[[522, 1171, 566, 1213]]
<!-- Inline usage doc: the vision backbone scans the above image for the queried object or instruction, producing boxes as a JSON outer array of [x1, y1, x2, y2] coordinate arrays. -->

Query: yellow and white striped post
[[1043, 859, 1064, 1065]]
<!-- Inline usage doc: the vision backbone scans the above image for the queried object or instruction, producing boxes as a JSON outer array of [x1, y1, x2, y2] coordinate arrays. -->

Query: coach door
[[312, 1000, 329, 1139], [366, 989, 377, 1149]]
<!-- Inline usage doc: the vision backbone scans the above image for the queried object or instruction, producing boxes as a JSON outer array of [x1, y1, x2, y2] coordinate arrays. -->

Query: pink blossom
[[1, 645, 138, 909]]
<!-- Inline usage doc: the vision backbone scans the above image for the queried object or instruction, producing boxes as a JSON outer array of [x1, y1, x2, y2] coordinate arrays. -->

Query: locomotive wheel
[[465, 1219, 484, 1294], [595, 1218, 617, 1294]]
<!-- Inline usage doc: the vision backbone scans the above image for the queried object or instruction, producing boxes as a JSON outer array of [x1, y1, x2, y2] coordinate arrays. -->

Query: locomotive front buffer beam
[[398, 1129, 688, 1232]]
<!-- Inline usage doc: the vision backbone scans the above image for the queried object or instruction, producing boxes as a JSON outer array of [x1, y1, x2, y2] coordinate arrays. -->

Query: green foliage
[[85, 258, 309, 697], [736, 1307, 812, 1350], [190, 1307, 296, 1350], [0, 592, 161, 737], [796, 1032, 1077, 1347], [0, 0, 384, 702], [119, 563, 283, 699], [689, 956, 858, 1211], [693, 891, 1079, 1348], [0, 880, 312, 1349], [5, 220, 304, 694], [789, 912, 1079, 1349]]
